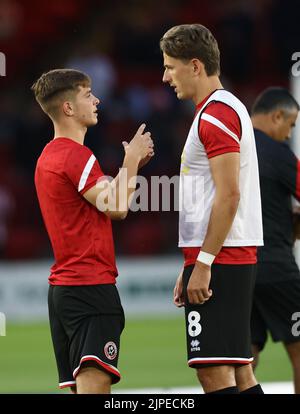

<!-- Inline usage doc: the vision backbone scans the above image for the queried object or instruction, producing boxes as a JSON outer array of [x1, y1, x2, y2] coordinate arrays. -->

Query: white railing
[[0, 256, 183, 321]]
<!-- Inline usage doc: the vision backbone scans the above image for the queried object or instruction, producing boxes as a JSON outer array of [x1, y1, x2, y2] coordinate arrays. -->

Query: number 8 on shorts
[[188, 311, 202, 337]]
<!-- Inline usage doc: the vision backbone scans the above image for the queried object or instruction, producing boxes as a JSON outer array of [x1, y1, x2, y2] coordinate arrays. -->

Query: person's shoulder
[[41, 137, 75, 154], [52, 138, 94, 158], [64, 142, 97, 178], [202, 96, 241, 136], [254, 130, 281, 156], [202, 90, 241, 120], [255, 130, 296, 163], [36, 140, 57, 165], [68, 143, 95, 162], [203, 100, 239, 120], [39, 139, 93, 169], [207, 89, 246, 109], [51, 137, 84, 150], [254, 129, 276, 146], [279, 141, 297, 161]]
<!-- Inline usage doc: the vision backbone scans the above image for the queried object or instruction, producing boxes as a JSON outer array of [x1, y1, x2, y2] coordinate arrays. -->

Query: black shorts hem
[[59, 380, 76, 389], [188, 357, 253, 369], [73, 355, 121, 385]]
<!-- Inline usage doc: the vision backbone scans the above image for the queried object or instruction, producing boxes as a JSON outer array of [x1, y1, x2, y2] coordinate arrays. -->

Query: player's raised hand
[[122, 124, 154, 163], [137, 149, 155, 169]]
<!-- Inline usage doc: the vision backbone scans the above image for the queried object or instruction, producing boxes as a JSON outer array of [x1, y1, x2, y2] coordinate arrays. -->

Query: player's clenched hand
[[137, 151, 155, 170], [187, 261, 213, 305], [174, 269, 185, 307], [122, 123, 154, 164]]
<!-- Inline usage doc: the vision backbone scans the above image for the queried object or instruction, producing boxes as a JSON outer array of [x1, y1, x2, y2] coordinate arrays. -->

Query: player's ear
[[271, 109, 284, 125], [62, 101, 74, 117], [191, 58, 203, 76]]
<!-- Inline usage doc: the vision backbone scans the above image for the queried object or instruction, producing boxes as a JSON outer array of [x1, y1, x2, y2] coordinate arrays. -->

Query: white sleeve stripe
[[78, 154, 96, 192], [201, 113, 240, 145]]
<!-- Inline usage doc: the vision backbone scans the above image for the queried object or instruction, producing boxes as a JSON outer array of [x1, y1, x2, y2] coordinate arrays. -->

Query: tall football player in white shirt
[[160, 24, 264, 394]]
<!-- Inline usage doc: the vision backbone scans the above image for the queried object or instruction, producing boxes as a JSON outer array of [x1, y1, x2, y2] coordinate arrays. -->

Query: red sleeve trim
[[79, 177, 101, 195], [207, 147, 240, 159], [198, 102, 241, 158], [202, 101, 242, 141], [182, 246, 257, 266]]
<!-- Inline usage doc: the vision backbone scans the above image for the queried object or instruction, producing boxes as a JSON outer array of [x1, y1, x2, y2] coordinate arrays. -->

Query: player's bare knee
[[196, 365, 235, 391], [76, 364, 112, 392], [196, 368, 210, 386], [196, 369, 216, 390], [235, 363, 257, 391]]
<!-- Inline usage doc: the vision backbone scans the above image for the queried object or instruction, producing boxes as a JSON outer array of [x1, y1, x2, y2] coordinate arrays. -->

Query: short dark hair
[[31, 69, 91, 118], [251, 87, 299, 115], [160, 24, 220, 76]]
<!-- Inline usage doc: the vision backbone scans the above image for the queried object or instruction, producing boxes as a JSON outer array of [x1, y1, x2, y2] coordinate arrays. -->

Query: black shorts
[[48, 284, 125, 389], [251, 272, 300, 351], [183, 264, 256, 369]]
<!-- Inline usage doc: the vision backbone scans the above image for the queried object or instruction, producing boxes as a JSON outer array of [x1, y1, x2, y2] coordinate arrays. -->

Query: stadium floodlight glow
[[0, 52, 6, 77]]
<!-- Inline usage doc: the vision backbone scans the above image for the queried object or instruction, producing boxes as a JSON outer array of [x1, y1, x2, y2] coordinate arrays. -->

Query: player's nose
[[162, 70, 170, 84]]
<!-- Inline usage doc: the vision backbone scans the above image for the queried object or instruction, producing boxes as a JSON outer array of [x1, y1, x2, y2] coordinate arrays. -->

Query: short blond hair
[[31, 69, 91, 118]]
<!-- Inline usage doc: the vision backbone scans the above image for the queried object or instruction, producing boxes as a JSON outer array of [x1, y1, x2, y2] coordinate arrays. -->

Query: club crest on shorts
[[104, 341, 118, 360]]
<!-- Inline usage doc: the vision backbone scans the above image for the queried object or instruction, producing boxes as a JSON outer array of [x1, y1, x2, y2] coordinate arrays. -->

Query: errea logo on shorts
[[190, 339, 200, 352], [104, 341, 118, 360]]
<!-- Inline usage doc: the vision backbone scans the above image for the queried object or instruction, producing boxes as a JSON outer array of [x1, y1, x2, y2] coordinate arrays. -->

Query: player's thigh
[[76, 362, 112, 394], [196, 364, 236, 392]]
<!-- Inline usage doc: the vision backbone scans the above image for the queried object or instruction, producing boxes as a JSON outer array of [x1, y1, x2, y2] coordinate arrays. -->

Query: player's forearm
[[200, 191, 240, 256], [107, 153, 140, 218]]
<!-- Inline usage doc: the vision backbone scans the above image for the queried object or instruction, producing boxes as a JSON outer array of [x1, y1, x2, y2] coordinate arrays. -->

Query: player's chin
[[89, 116, 98, 126], [176, 91, 186, 100]]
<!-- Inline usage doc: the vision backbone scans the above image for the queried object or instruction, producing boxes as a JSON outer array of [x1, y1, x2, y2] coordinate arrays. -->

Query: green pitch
[[0, 317, 293, 393]]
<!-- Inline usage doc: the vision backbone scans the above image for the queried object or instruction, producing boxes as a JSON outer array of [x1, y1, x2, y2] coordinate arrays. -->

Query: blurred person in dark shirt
[[251, 87, 300, 393]]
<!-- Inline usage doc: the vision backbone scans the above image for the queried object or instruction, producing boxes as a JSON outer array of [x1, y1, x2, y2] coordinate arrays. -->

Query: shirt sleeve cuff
[[207, 147, 240, 159], [79, 176, 103, 195]]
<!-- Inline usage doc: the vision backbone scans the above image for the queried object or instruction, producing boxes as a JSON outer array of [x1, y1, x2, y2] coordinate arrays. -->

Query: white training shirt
[[179, 89, 263, 248]]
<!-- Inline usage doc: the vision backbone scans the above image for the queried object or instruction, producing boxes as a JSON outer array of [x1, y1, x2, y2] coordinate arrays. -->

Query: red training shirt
[[35, 137, 117, 285]]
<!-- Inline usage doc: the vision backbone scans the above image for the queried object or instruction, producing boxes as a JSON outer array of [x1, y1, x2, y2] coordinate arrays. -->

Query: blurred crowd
[[0, 0, 298, 260]]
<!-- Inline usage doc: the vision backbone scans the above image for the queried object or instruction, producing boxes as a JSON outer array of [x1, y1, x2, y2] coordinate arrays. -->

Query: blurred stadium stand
[[0, 0, 298, 260]]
